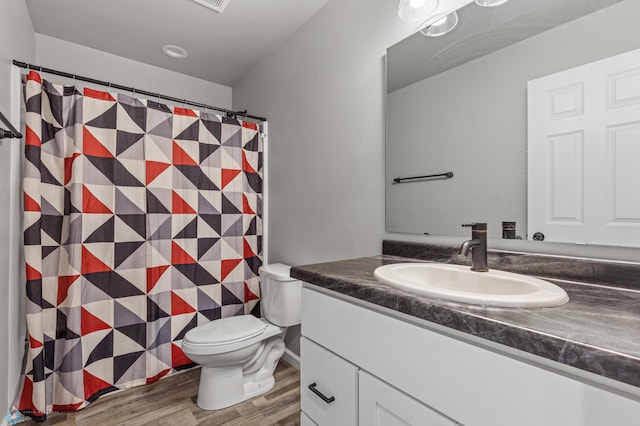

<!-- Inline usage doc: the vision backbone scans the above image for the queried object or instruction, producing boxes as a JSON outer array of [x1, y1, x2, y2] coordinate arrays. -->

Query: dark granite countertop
[[291, 249, 640, 391]]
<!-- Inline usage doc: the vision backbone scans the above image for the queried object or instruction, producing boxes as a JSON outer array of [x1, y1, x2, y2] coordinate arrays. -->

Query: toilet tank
[[259, 263, 302, 327]]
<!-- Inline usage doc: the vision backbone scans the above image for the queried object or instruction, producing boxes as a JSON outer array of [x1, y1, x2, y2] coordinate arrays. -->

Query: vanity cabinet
[[300, 286, 640, 426]]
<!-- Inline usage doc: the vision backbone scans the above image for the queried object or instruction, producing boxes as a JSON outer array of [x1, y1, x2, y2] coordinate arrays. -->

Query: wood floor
[[26, 361, 301, 425]]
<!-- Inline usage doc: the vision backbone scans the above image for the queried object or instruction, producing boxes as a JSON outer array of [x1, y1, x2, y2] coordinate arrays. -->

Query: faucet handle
[[462, 223, 487, 230]]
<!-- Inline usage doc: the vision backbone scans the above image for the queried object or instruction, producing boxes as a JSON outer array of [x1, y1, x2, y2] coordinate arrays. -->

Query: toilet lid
[[183, 315, 266, 346]]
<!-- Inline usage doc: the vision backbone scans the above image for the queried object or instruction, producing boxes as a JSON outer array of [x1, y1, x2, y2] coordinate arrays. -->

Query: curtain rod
[[12, 60, 267, 123], [0, 109, 22, 140]]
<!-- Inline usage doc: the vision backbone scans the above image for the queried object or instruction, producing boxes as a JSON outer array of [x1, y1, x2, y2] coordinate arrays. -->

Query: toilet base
[[195, 338, 285, 410], [196, 365, 276, 410]]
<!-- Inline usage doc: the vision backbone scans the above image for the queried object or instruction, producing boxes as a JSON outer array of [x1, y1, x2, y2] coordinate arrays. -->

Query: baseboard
[[282, 348, 300, 370]]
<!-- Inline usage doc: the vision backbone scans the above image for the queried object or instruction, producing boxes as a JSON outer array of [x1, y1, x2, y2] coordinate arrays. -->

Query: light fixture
[[474, 0, 510, 7], [162, 45, 188, 59], [397, 0, 439, 21], [420, 12, 459, 37]]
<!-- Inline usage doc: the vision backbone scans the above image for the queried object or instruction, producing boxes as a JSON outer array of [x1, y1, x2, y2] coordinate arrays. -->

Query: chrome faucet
[[459, 223, 488, 272]]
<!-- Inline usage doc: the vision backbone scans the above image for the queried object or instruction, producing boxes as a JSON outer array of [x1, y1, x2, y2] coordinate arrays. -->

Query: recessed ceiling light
[[475, 0, 510, 7], [420, 12, 459, 37], [162, 45, 188, 59], [397, 0, 439, 21]]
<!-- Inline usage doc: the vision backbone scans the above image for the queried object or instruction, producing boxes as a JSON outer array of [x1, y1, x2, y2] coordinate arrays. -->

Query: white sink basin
[[373, 263, 569, 308]]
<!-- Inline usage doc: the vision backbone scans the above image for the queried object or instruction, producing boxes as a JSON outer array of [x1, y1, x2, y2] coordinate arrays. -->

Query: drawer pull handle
[[308, 382, 335, 404]]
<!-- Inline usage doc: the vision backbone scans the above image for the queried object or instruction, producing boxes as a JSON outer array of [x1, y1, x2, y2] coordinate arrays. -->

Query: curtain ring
[[73, 74, 77, 86], [157, 93, 161, 104]]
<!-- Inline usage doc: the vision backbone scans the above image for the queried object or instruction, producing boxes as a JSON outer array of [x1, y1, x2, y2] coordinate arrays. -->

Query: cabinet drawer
[[359, 371, 458, 426], [301, 411, 318, 426], [301, 337, 358, 426]]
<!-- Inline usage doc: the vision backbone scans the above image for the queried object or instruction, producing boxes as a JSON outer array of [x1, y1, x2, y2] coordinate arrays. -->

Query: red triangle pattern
[[221, 259, 242, 281], [52, 402, 84, 413], [174, 107, 198, 117], [81, 246, 112, 274], [171, 343, 193, 368], [172, 141, 198, 166], [171, 291, 196, 315], [221, 169, 241, 189], [57, 275, 80, 305], [64, 152, 82, 185], [171, 241, 196, 265], [172, 191, 197, 214], [242, 194, 255, 214], [146, 161, 171, 185], [243, 238, 257, 259], [18, 377, 38, 414], [83, 185, 113, 214], [25, 125, 41, 147], [242, 121, 258, 131], [83, 370, 114, 400], [84, 87, 116, 102], [242, 151, 257, 173], [29, 335, 43, 349], [27, 70, 41, 83], [26, 263, 42, 281], [244, 283, 260, 302], [81, 307, 112, 335], [146, 369, 170, 385], [83, 127, 114, 158], [147, 265, 170, 293], [24, 193, 40, 212]]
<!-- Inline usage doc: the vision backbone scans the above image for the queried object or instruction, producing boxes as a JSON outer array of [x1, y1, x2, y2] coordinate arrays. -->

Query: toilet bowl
[[181, 263, 301, 410]]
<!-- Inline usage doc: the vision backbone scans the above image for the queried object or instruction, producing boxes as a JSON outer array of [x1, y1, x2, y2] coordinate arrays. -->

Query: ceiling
[[25, 0, 332, 87], [387, 0, 622, 93]]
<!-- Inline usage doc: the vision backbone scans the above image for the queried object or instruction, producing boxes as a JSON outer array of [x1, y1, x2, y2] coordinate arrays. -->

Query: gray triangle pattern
[[148, 239, 172, 263], [41, 197, 62, 216], [80, 277, 114, 304], [83, 158, 114, 186], [172, 265, 201, 290], [118, 137, 145, 161], [58, 339, 83, 372], [198, 193, 220, 214], [64, 215, 83, 245], [115, 243, 146, 271], [149, 217, 172, 241], [223, 215, 244, 237], [148, 117, 173, 138], [148, 318, 171, 350], [114, 301, 146, 327], [221, 304, 244, 317], [115, 188, 145, 215]]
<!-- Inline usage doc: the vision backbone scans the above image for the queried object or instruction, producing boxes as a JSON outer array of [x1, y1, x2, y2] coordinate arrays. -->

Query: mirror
[[386, 0, 640, 245]]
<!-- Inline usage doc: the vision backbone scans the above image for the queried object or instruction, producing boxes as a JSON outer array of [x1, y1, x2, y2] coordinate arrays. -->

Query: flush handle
[[308, 382, 335, 404]]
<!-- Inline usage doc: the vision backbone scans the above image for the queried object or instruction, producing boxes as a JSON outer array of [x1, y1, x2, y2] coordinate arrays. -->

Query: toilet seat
[[182, 317, 282, 356], [184, 315, 266, 346]]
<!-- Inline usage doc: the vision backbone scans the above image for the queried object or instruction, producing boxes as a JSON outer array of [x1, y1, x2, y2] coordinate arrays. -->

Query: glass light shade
[[420, 12, 459, 37], [475, 0, 510, 6], [397, 0, 439, 21]]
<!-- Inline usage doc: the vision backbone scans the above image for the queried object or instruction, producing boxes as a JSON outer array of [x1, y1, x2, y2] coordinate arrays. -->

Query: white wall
[[232, 0, 433, 266], [0, 0, 34, 421], [35, 34, 232, 109]]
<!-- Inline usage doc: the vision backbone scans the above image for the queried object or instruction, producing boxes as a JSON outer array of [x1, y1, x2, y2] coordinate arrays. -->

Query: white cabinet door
[[528, 47, 640, 246], [301, 337, 359, 426], [359, 371, 458, 426]]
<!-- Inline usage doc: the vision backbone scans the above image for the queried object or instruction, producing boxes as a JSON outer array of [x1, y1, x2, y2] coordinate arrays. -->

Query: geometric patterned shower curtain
[[16, 71, 263, 420]]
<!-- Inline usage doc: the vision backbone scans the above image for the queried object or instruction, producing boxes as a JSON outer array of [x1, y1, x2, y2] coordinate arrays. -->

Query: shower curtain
[[16, 71, 263, 420]]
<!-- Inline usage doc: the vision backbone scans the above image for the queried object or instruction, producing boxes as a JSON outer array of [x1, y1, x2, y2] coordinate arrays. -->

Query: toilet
[[181, 263, 302, 410]]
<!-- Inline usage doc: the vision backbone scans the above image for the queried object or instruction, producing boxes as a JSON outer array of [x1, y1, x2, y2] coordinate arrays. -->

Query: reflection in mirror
[[385, 0, 640, 246]]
